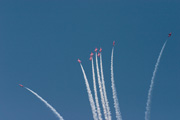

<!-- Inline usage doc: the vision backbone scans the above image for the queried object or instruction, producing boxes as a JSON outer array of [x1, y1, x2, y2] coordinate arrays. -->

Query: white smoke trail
[[111, 47, 122, 120], [80, 64, 98, 120], [96, 53, 108, 120], [25, 87, 64, 120], [100, 54, 112, 120], [145, 40, 167, 120], [92, 58, 103, 120]]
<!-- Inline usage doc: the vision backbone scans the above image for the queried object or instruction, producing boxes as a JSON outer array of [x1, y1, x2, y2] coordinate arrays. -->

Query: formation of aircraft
[[78, 35, 173, 63], [168, 32, 172, 37], [19, 84, 24, 87]]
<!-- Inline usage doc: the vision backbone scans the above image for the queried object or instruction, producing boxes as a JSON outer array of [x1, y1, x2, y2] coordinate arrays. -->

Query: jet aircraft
[[78, 59, 81, 63], [90, 52, 94, 57], [19, 84, 24, 87], [98, 52, 101, 57], [113, 41, 115, 46], [99, 48, 102, 52], [168, 32, 172, 37]]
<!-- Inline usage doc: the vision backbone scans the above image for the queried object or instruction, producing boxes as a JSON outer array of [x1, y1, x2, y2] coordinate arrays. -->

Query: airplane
[[78, 59, 81, 63], [168, 32, 172, 37], [99, 48, 102, 52], [89, 56, 92, 61], [97, 52, 101, 57], [94, 48, 98, 52], [90, 52, 94, 57], [19, 84, 24, 87], [113, 41, 115, 46]]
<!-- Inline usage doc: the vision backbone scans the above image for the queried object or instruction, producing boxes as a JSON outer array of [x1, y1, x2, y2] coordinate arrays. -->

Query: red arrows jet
[[19, 84, 24, 87], [97, 52, 101, 57], [89, 56, 92, 61], [168, 32, 172, 37], [94, 48, 98, 52], [99, 48, 102, 52], [78, 59, 81, 63], [90, 52, 94, 57], [113, 41, 115, 46]]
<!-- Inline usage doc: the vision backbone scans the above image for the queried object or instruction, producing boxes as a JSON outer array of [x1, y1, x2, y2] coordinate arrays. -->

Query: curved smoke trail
[[25, 87, 64, 120], [100, 54, 112, 120], [92, 58, 103, 120], [80, 64, 98, 120], [111, 47, 122, 120], [145, 40, 167, 120], [96, 53, 108, 120]]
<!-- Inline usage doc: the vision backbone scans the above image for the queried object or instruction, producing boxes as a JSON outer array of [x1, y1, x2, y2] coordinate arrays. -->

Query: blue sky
[[0, 1, 180, 120]]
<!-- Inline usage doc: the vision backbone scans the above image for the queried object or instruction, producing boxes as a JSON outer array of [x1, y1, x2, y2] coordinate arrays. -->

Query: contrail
[[100, 54, 112, 120], [80, 63, 98, 120], [92, 58, 103, 120], [96, 53, 108, 120], [145, 40, 167, 120], [25, 87, 64, 120], [111, 47, 122, 120]]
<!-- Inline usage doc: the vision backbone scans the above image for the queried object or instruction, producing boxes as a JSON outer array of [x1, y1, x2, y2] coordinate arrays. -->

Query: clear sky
[[0, 1, 180, 120]]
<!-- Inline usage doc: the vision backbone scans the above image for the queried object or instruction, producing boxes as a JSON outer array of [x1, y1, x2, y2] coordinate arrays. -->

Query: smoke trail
[[111, 47, 122, 120], [100, 54, 112, 120], [25, 87, 64, 120], [92, 58, 103, 120], [96, 53, 108, 120], [145, 40, 167, 120], [80, 64, 98, 120]]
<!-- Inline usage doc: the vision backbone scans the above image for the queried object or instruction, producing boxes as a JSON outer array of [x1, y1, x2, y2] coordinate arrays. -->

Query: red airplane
[[99, 48, 102, 52], [78, 59, 81, 63], [113, 41, 115, 46], [90, 52, 94, 57], [94, 48, 98, 52], [168, 32, 172, 37], [97, 52, 101, 57], [89, 56, 92, 61], [19, 84, 24, 87]]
